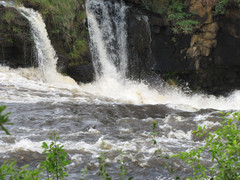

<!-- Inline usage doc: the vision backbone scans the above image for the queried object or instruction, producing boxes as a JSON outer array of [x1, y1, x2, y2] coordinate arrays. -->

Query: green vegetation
[[0, 9, 23, 36], [2, 11, 15, 23], [0, 160, 42, 180], [0, 133, 70, 180], [141, 0, 199, 34], [168, 0, 198, 34], [141, 0, 166, 14], [98, 152, 112, 180], [213, 0, 240, 15], [41, 133, 70, 180], [172, 112, 240, 179], [0, 105, 11, 135], [141, 0, 240, 34]]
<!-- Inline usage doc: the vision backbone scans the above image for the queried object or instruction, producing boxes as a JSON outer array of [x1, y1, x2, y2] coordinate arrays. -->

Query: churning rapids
[[0, 0, 240, 179]]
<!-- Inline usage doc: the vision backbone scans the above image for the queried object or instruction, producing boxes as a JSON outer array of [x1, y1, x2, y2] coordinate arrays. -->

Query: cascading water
[[0, 1, 240, 179], [86, 0, 128, 80], [14, 6, 76, 86], [17, 7, 58, 82]]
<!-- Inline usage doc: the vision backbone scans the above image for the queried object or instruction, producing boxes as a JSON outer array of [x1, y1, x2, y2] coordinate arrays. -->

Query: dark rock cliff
[[0, 5, 35, 68], [125, 0, 240, 95]]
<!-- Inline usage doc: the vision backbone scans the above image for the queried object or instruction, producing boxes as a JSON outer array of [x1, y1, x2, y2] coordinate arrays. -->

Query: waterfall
[[86, 0, 128, 80], [0, 1, 59, 83], [10, 5, 76, 86], [17, 7, 59, 82]]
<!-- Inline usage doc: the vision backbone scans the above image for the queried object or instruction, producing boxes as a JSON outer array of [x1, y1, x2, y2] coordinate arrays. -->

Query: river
[[0, 0, 240, 179]]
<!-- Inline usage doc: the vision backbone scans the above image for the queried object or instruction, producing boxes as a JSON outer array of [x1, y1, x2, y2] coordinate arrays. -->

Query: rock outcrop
[[125, 0, 240, 95], [0, 5, 35, 68]]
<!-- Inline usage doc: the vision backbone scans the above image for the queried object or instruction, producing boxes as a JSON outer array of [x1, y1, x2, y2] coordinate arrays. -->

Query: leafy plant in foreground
[[0, 105, 11, 135], [80, 167, 88, 180], [98, 152, 112, 180], [172, 112, 240, 179], [0, 133, 71, 180], [41, 132, 70, 180], [0, 160, 42, 180], [118, 150, 133, 180]]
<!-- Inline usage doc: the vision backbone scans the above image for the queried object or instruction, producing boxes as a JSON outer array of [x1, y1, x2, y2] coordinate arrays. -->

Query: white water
[[16, 7, 77, 86], [86, 0, 128, 80], [0, 0, 240, 110]]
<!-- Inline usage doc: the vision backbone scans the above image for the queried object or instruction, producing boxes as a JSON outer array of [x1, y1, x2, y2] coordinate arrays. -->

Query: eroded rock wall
[[125, 0, 240, 95], [0, 5, 35, 68]]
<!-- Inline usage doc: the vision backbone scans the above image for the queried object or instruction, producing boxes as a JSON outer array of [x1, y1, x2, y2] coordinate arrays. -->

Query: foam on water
[[80, 75, 240, 110], [0, 66, 94, 104], [0, 133, 200, 168], [1, 64, 240, 110]]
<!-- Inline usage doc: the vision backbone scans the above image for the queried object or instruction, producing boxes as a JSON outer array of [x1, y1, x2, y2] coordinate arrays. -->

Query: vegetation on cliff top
[[141, 0, 199, 34], [141, 0, 240, 34]]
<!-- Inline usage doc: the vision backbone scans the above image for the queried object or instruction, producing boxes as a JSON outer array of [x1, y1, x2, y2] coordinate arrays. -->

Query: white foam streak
[[80, 76, 240, 110], [1, 65, 240, 110], [81, 77, 166, 104], [0, 66, 90, 104], [165, 90, 240, 110]]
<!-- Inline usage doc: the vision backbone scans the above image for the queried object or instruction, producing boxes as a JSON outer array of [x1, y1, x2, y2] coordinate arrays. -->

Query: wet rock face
[[214, 9, 240, 66], [124, 0, 240, 94], [0, 5, 36, 68], [66, 63, 95, 84], [126, 7, 155, 80]]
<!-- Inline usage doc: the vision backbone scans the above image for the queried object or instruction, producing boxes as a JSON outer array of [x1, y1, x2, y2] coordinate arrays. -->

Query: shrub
[[0, 132, 71, 180], [172, 112, 240, 179], [0, 160, 42, 180], [41, 133, 71, 180]]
